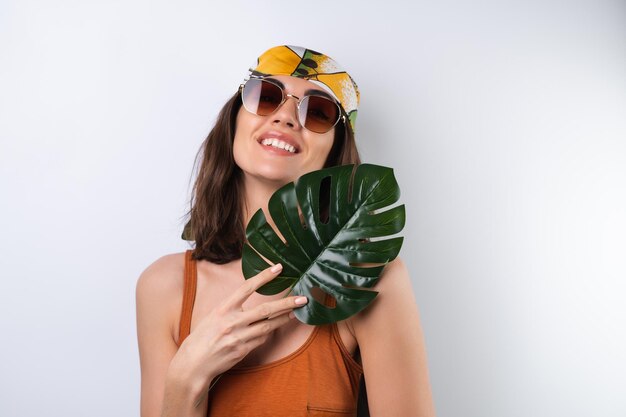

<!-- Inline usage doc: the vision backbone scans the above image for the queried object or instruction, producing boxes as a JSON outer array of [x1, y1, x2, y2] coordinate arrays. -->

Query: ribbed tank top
[[177, 250, 364, 417]]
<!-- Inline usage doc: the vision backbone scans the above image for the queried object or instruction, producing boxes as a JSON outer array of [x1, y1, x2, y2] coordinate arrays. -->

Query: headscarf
[[248, 45, 360, 133]]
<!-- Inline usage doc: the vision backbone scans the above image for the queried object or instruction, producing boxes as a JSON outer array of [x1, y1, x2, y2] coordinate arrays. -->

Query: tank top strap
[[316, 294, 362, 371], [177, 249, 197, 346]]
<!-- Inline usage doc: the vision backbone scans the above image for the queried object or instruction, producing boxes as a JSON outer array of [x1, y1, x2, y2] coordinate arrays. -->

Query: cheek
[[312, 132, 336, 166], [232, 135, 244, 167], [232, 133, 252, 170], [232, 109, 253, 166]]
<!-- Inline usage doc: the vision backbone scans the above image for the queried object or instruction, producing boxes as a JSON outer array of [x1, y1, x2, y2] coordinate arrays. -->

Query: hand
[[169, 263, 307, 386]]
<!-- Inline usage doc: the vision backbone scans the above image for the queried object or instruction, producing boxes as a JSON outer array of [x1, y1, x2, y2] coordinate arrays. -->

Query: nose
[[271, 95, 301, 130]]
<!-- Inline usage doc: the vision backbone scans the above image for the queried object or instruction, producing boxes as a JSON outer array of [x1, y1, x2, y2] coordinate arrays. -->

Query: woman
[[136, 45, 435, 417]]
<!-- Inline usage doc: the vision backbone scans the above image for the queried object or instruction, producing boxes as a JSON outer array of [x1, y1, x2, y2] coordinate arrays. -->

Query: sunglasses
[[240, 77, 343, 134]]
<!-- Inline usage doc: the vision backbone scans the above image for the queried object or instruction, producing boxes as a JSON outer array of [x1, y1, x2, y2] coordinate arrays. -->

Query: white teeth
[[261, 138, 296, 153]]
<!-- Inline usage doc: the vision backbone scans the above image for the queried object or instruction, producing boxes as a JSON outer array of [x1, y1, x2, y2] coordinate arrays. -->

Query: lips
[[257, 131, 300, 154]]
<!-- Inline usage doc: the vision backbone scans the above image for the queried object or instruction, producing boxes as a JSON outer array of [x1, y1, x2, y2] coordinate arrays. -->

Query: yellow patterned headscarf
[[248, 45, 360, 133]]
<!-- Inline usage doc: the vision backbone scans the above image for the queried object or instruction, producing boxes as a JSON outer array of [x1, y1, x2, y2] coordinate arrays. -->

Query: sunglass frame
[[239, 76, 346, 134]]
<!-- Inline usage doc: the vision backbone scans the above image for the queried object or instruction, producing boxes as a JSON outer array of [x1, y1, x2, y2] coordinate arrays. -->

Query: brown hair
[[184, 91, 361, 263]]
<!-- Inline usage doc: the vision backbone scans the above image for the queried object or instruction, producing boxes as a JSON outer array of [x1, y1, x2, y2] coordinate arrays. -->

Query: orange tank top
[[178, 250, 364, 417]]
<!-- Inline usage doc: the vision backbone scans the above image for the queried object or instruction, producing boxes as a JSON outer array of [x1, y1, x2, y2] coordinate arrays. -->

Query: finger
[[239, 311, 293, 344], [240, 295, 308, 325], [224, 263, 284, 309]]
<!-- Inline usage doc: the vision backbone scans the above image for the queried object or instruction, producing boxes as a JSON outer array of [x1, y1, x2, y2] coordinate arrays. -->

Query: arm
[[353, 257, 436, 417], [136, 254, 210, 417]]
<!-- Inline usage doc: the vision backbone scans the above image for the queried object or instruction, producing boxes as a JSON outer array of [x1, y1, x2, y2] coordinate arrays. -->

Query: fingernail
[[295, 296, 308, 305], [270, 263, 282, 273], [289, 311, 296, 319]]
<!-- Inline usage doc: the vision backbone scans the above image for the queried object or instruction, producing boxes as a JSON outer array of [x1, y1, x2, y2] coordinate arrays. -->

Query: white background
[[1, 1, 625, 416]]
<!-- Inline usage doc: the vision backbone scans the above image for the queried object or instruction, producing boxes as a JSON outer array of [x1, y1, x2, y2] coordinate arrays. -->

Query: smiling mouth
[[260, 138, 297, 153]]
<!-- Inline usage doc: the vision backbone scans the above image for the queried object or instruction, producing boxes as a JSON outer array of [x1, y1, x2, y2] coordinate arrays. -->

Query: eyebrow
[[268, 78, 336, 101]]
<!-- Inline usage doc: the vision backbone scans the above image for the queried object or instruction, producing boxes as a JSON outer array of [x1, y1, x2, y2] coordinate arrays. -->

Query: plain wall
[[1, 0, 625, 416]]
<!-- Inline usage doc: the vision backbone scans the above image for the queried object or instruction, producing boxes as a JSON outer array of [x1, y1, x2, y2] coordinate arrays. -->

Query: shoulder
[[136, 252, 186, 296], [135, 252, 188, 336], [374, 256, 411, 292], [351, 256, 419, 336], [362, 256, 414, 311]]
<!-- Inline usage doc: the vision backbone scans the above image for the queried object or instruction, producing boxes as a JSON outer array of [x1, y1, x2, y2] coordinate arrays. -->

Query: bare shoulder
[[375, 256, 411, 291], [135, 252, 187, 340], [136, 252, 186, 297], [363, 256, 415, 310], [351, 256, 418, 333]]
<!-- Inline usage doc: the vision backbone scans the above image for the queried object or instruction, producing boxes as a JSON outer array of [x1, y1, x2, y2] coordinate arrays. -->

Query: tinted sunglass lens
[[242, 79, 340, 133], [242, 79, 283, 116], [299, 95, 340, 133]]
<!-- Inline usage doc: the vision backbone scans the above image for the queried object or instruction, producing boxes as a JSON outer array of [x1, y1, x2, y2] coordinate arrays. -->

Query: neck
[[242, 174, 289, 232]]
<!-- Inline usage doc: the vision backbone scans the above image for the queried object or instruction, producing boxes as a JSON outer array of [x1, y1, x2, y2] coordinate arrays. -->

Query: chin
[[250, 165, 299, 185]]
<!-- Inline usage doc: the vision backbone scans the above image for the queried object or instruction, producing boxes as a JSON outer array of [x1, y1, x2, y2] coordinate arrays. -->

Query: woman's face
[[233, 75, 336, 185]]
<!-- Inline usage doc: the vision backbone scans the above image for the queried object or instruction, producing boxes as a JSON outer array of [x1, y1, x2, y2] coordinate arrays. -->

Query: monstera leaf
[[242, 164, 405, 325]]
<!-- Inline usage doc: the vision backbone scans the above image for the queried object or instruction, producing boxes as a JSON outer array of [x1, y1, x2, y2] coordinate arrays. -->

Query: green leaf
[[181, 219, 193, 241], [242, 164, 405, 325]]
